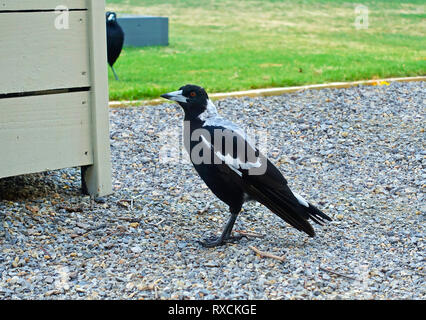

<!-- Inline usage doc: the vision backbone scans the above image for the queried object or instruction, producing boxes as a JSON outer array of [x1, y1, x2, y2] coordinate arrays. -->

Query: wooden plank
[[81, 0, 112, 197], [0, 0, 87, 10], [0, 91, 93, 179], [0, 11, 90, 94]]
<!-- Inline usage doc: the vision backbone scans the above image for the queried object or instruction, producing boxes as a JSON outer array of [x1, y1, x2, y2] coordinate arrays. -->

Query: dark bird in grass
[[106, 11, 124, 81], [161, 85, 332, 247]]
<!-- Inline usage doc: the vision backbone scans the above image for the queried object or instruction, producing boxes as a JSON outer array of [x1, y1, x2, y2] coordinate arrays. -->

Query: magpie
[[106, 11, 125, 81], [161, 84, 331, 247]]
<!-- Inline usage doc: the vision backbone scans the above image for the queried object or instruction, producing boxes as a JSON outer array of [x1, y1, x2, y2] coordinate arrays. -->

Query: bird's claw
[[198, 234, 245, 248]]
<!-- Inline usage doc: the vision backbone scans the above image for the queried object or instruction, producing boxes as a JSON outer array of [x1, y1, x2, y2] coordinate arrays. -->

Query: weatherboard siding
[[0, 0, 112, 197]]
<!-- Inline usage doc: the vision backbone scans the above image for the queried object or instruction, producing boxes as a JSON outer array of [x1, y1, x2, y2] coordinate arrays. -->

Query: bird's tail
[[304, 202, 332, 226], [247, 184, 317, 237], [247, 184, 331, 237]]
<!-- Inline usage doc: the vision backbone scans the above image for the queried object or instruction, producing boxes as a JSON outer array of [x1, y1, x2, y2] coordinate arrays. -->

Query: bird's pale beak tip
[[160, 93, 170, 100]]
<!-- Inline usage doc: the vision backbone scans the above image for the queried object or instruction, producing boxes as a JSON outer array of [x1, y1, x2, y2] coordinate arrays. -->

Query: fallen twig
[[100, 226, 127, 242], [155, 218, 165, 226], [249, 246, 285, 262], [319, 266, 357, 280], [117, 199, 132, 208], [197, 202, 211, 214], [57, 205, 83, 213], [69, 223, 108, 239], [235, 230, 265, 238], [347, 216, 360, 225], [118, 217, 142, 223]]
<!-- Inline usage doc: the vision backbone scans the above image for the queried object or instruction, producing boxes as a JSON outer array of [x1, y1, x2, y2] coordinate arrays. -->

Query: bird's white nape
[[198, 99, 218, 121], [293, 192, 309, 207]]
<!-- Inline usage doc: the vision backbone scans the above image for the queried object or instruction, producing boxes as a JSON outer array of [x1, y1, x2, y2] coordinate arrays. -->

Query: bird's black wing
[[106, 23, 125, 66], [243, 158, 317, 236], [199, 124, 263, 178], [201, 123, 326, 237]]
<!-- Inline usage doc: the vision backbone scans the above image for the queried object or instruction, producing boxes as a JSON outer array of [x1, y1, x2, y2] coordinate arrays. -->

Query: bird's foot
[[198, 234, 244, 248]]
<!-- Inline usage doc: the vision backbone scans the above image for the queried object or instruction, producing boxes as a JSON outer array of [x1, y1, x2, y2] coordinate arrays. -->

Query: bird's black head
[[106, 11, 117, 24], [161, 84, 209, 119]]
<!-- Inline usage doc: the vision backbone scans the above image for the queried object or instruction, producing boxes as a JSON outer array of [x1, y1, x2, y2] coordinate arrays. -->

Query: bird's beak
[[160, 90, 187, 103]]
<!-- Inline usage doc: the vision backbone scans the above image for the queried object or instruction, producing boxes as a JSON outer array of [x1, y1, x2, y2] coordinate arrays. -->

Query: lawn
[[105, 0, 425, 101]]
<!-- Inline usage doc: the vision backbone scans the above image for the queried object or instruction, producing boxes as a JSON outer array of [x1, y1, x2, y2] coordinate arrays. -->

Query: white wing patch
[[215, 152, 243, 177], [214, 151, 261, 170], [200, 135, 212, 148], [293, 192, 309, 207], [200, 135, 261, 177]]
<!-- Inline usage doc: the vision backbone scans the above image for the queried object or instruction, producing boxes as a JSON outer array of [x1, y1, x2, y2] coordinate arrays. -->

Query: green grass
[[106, 0, 426, 100]]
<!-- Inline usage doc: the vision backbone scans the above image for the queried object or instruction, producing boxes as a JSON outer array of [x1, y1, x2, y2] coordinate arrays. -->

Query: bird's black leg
[[111, 66, 119, 81], [199, 207, 244, 248]]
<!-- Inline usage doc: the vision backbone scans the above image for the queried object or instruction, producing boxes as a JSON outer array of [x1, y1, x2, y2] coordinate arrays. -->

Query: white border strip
[[108, 76, 426, 107]]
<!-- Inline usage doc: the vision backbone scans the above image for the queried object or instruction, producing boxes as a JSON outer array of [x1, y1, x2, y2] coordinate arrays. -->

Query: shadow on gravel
[[0, 171, 81, 201]]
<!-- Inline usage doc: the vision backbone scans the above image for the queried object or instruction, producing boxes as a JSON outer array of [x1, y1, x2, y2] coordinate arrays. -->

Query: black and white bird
[[106, 11, 124, 81], [161, 84, 331, 247]]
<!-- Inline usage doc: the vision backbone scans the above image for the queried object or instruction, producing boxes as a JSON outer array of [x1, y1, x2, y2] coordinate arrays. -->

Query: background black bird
[[106, 11, 124, 81], [161, 84, 332, 247]]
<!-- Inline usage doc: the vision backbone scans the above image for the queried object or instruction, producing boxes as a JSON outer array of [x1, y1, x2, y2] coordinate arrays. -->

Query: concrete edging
[[108, 76, 426, 107]]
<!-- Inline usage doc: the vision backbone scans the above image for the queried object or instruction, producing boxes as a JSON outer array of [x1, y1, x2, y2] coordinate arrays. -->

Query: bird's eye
[[190, 92, 196, 97]]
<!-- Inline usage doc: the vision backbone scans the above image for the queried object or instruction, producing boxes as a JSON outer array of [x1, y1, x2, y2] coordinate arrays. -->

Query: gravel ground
[[0, 81, 424, 300]]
